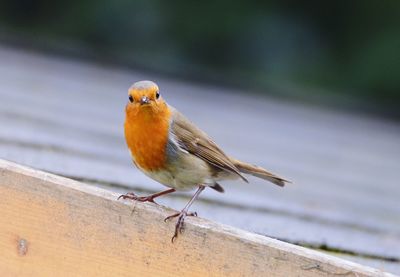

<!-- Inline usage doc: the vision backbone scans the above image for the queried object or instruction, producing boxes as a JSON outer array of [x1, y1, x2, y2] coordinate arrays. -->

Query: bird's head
[[126, 80, 166, 116]]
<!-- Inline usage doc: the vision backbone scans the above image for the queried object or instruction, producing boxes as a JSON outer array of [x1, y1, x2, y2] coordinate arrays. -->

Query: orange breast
[[124, 105, 172, 171]]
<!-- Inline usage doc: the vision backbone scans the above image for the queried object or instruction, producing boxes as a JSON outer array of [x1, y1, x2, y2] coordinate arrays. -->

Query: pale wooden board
[[0, 159, 395, 277], [0, 45, 400, 272]]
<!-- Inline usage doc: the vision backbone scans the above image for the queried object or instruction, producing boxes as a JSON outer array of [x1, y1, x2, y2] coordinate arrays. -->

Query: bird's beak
[[140, 96, 150, 105]]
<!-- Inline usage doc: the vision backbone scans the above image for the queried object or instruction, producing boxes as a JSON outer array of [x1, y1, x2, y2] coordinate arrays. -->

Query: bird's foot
[[164, 211, 198, 242], [117, 192, 158, 204]]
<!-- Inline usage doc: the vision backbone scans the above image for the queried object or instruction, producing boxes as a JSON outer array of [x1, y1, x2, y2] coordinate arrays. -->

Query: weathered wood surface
[[0, 45, 399, 274], [0, 159, 395, 277]]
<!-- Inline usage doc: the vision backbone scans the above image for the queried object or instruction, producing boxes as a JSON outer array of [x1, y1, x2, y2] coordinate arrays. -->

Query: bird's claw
[[117, 192, 136, 200], [164, 211, 198, 242], [117, 192, 157, 204]]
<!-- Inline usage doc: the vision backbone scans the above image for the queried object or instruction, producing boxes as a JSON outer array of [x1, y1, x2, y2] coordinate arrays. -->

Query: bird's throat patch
[[124, 106, 171, 171]]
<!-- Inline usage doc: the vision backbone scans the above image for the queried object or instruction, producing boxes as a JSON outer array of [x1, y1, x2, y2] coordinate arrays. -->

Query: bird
[[119, 80, 289, 242]]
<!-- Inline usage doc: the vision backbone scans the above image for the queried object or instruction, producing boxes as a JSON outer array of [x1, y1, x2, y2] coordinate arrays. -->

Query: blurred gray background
[[1, 0, 400, 118]]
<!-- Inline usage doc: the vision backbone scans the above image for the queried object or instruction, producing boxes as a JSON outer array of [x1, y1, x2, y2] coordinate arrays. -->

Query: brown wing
[[171, 108, 248, 183]]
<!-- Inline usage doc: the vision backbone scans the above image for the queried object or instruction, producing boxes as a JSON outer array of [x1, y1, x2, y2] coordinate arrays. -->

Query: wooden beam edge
[[0, 159, 395, 277]]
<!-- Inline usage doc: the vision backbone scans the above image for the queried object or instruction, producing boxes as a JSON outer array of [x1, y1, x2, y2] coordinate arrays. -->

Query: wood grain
[[0, 159, 394, 277]]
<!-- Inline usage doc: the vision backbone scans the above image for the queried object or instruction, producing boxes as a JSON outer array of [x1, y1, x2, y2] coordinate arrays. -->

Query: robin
[[119, 80, 289, 242]]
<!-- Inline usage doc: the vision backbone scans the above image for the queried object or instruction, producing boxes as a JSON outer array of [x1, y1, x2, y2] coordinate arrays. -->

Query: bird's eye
[[128, 95, 134, 103], [156, 91, 160, 99]]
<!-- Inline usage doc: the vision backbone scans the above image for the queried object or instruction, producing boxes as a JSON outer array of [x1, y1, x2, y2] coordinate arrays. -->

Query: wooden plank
[[2, 142, 400, 262], [0, 159, 394, 277]]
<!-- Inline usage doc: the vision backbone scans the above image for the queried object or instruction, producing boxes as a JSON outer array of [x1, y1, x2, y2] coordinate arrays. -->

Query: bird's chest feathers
[[125, 108, 171, 171]]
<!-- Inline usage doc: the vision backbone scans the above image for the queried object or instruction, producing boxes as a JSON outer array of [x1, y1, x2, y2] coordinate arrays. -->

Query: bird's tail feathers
[[231, 159, 290, 187]]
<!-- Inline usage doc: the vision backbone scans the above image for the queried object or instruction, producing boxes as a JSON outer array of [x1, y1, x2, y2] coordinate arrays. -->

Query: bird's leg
[[164, 185, 205, 242], [118, 188, 176, 204]]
